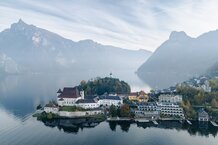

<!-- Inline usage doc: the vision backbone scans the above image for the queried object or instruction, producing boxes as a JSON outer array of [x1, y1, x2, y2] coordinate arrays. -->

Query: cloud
[[0, 0, 218, 52]]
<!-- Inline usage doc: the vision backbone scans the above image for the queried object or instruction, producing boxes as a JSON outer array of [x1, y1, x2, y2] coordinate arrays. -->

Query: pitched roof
[[99, 95, 121, 100], [76, 99, 96, 104], [57, 89, 62, 93], [85, 95, 98, 100], [198, 109, 209, 117], [58, 87, 81, 98], [129, 92, 138, 96], [137, 102, 157, 106], [139, 91, 146, 95], [45, 103, 58, 108]]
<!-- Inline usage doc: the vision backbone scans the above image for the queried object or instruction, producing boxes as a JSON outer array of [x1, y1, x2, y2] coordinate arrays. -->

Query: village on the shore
[[34, 76, 218, 127]]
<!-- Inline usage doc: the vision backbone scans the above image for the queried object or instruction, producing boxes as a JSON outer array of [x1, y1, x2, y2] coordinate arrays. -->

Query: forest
[[79, 77, 131, 95]]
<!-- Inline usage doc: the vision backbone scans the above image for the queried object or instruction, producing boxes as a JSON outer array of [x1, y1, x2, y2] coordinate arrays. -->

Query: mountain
[[208, 61, 218, 76], [0, 19, 152, 74], [0, 52, 20, 74], [137, 30, 218, 89]]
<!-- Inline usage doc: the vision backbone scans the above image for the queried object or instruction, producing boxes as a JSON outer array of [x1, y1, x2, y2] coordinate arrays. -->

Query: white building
[[198, 109, 209, 121], [76, 99, 100, 109], [157, 102, 184, 117], [200, 80, 211, 93], [57, 87, 83, 106], [57, 87, 101, 109], [44, 103, 59, 114], [158, 94, 183, 103], [98, 95, 123, 106], [59, 109, 102, 117], [134, 102, 160, 119]]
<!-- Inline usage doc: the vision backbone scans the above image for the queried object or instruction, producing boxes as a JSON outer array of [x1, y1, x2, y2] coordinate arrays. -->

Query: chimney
[[80, 91, 85, 99]]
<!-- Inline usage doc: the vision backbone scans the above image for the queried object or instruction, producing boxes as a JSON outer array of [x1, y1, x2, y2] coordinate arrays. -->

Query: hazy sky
[[1, 0, 218, 51]]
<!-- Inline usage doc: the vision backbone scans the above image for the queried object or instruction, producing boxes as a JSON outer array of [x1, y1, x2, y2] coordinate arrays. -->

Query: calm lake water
[[0, 71, 218, 145]]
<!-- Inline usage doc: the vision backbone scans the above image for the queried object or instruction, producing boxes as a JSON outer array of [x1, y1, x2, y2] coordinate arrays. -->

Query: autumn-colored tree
[[211, 98, 218, 108], [194, 90, 205, 105], [209, 79, 217, 91], [120, 104, 130, 117]]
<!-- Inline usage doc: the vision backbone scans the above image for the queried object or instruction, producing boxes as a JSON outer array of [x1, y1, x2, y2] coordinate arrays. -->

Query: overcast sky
[[1, 0, 218, 51]]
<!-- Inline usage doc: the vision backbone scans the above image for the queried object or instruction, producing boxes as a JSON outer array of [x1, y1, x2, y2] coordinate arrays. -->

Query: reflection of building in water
[[107, 120, 218, 137], [41, 118, 102, 134], [198, 121, 208, 132]]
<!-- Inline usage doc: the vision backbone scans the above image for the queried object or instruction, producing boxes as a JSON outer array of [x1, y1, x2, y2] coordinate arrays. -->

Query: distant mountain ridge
[[137, 30, 218, 88], [0, 19, 152, 74]]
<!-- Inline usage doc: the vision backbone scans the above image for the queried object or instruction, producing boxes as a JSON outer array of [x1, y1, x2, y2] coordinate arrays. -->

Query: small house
[[198, 109, 209, 121], [128, 91, 149, 102]]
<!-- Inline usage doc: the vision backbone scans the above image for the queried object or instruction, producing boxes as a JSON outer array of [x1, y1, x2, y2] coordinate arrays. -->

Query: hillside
[[137, 30, 218, 88], [0, 19, 152, 74], [0, 52, 20, 74]]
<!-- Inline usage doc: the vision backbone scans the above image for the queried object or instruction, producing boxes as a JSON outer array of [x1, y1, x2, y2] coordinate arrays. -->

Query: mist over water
[[0, 70, 150, 117]]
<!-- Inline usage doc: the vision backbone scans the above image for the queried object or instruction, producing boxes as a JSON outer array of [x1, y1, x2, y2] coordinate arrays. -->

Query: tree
[[80, 80, 86, 86], [120, 104, 130, 117], [109, 105, 117, 117], [181, 100, 196, 119], [79, 77, 131, 95], [211, 98, 218, 108], [194, 90, 205, 105], [36, 104, 42, 110], [209, 79, 217, 91], [47, 112, 53, 119]]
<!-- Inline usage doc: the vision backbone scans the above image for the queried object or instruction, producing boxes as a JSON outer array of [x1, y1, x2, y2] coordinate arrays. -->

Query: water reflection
[[38, 118, 218, 137], [38, 118, 102, 134], [109, 121, 132, 132], [108, 120, 218, 137]]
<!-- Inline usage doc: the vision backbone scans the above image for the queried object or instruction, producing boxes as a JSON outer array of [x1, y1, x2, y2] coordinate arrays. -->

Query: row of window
[[161, 108, 183, 111], [161, 110, 183, 114], [80, 104, 98, 107], [162, 112, 184, 116]]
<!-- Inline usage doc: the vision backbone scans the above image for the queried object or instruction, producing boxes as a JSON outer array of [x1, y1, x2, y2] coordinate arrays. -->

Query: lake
[[0, 72, 218, 145]]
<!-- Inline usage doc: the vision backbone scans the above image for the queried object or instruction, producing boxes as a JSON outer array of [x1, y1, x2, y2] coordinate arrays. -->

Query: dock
[[186, 120, 192, 125], [210, 121, 218, 127], [107, 117, 132, 121], [135, 119, 149, 123], [152, 120, 158, 125]]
